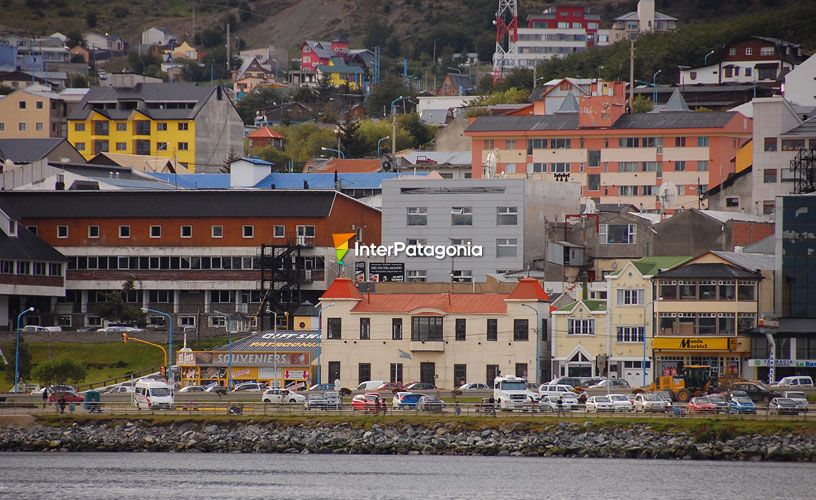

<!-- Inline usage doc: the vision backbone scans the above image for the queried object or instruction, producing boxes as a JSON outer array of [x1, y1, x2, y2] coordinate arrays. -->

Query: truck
[[493, 376, 533, 411], [647, 365, 720, 402]]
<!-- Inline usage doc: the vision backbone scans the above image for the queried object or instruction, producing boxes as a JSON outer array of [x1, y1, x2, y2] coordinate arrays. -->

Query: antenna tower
[[492, 0, 518, 84]]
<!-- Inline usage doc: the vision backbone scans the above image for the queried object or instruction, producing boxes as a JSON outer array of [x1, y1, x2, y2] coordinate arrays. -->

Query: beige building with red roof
[[319, 277, 551, 389]]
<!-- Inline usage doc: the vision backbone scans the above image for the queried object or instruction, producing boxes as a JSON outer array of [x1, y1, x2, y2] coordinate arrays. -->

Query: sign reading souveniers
[[652, 337, 736, 351], [177, 351, 310, 367]]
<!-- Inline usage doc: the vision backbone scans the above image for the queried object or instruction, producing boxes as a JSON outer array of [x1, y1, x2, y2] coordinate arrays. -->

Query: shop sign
[[652, 337, 734, 351], [286, 380, 307, 390], [749, 359, 816, 368], [177, 351, 310, 367], [284, 369, 307, 379]]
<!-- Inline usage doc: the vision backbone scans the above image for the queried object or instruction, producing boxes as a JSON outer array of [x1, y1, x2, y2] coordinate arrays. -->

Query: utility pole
[[225, 22, 230, 81], [628, 40, 635, 112]]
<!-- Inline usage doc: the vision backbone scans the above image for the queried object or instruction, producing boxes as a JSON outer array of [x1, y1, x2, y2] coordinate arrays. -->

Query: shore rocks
[[0, 420, 814, 461]]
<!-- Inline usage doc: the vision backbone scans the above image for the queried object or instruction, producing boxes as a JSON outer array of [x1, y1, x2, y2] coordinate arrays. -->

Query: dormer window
[[8, 220, 17, 237]]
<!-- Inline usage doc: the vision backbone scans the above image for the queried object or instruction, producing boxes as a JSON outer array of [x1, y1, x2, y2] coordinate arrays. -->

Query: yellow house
[[316, 57, 364, 90], [171, 41, 198, 61], [551, 297, 608, 379], [67, 83, 243, 172]]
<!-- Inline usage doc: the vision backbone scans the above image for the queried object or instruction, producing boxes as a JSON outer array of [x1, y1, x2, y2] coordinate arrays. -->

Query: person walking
[[57, 394, 67, 414], [41, 386, 49, 408], [557, 396, 564, 417]]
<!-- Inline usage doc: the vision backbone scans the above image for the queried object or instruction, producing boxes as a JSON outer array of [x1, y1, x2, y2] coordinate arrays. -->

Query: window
[[35, 122, 43, 131], [407, 270, 427, 282], [724, 66, 733, 78], [504, 164, 516, 174], [723, 196, 740, 208], [180, 225, 192, 238], [505, 139, 516, 149], [358, 363, 371, 385], [178, 142, 189, 150], [18, 122, 26, 132], [407, 207, 427, 226], [411, 316, 443, 341], [451, 206, 472, 226], [697, 160, 709, 172], [588, 150, 601, 167], [568, 319, 595, 335], [74, 122, 85, 132], [178, 123, 189, 131], [763, 137, 778, 152], [513, 319, 529, 341], [484, 139, 494, 149], [327, 318, 342, 339], [719, 281, 736, 300], [116, 122, 127, 131], [57, 225, 68, 238], [390, 363, 403, 383], [738, 282, 755, 301], [156, 142, 168, 151], [148, 290, 173, 303], [782, 139, 806, 151], [619, 186, 637, 196], [392, 318, 403, 340], [619, 137, 640, 148], [763, 201, 775, 215], [116, 142, 127, 151], [690, 71, 697, 80], [698, 281, 717, 300], [454, 364, 467, 386], [296, 225, 315, 239], [211, 225, 223, 238], [273, 225, 285, 238], [764, 169, 777, 183], [359, 318, 370, 340], [455, 319, 466, 341], [496, 238, 518, 258], [487, 319, 497, 341], [93, 120, 109, 135], [210, 290, 233, 303], [157, 122, 168, 131], [242, 225, 254, 238], [674, 161, 686, 172], [0, 123, 3, 131], [697, 136, 709, 147], [599, 223, 636, 244], [87, 225, 100, 238], [745, 67, 752, 77], [617, 327, 644, 342], [135, 121, 150, 135], [745, 47, 752, 56], [619, 162, 638, 172], [497, 206, 518, 225], [675, 137, 686, 147], [17, 261, 30, 275], [149, 225, 161, 238], [760, 46, 774, 56], [32, 262, 46, 276], [328, 361, 340, 383], [616, 289, 644, 305], [527, 138, 546, 152], [551, 138, 571, 149], [677, 281, 696, 300], [643, 137, 661, 148], [210, 316, 226, 328], [18, 100, 26, 109]]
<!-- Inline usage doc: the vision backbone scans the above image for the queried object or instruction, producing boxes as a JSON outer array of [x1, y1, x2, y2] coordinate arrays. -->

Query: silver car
[[585, 396, 616, 413]]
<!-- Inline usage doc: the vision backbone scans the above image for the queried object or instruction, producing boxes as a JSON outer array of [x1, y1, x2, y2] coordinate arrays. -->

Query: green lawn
[[2, 341, 165, 391]]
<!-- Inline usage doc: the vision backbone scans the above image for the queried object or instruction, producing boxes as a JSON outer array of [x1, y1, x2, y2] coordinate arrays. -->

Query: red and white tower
[[492, 0, 519, 84]]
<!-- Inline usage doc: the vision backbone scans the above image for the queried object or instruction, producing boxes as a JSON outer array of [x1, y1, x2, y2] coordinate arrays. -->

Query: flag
[[398, 349, 412, 360]]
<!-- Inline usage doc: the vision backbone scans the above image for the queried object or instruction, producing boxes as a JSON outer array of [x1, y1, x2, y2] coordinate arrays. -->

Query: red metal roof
[[351, 293, 510, 314], [506, 277, 551, 302], [320, 277, 362, 300], [247, 126, 285, 139]]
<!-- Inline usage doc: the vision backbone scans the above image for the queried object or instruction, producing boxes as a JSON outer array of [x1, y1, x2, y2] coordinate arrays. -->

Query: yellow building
[[67, 83, 243, 173], [316, 57, 364, 90]]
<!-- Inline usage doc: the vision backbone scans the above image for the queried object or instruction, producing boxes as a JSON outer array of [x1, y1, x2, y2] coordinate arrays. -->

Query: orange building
[[465, 81, 752, 211]]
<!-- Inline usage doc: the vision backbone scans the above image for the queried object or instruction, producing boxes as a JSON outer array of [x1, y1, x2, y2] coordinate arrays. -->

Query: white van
[[538, 384, 579, 399], [134, 379, 173, 410], [355, 380, 386, 391], [774, 376, 814, 388]]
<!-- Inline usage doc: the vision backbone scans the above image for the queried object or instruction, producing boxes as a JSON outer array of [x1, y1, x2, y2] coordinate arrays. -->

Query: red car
[[376, 382, 403, 391], [48, 391, 84, 403], [688, 396, 717, 413], [351, 393, 387, 413]]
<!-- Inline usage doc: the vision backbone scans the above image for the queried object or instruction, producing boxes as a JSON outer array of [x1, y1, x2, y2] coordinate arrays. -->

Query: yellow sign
[[652, 337, 735, 351]]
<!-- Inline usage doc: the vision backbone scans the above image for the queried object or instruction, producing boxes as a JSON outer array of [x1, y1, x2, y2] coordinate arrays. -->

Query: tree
[[366, 74, 409, 117], [69, 74, 89, 88], [3, 338, 31, 386], [85, 10, 97, 28], [96, 280, 147, 325], [631, 95, 654, 113], [279, 122, 337, 166], [65, 31, 84, 49], [236, 87, 286, 125], [399, 112, 434, 148], [257, 146, 291, 170], [337, 118, 367, 158], [476, 87, 530, 105], [32, 357, 87, 386]]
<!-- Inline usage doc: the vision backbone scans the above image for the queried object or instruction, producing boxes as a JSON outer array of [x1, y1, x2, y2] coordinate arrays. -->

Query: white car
[[608, 394, 634, 412], [538, 384, 578, 400], [585, 396, 616, 413], [774, 376, 814, 388], [633, 393, 671, 413], [784, 391, 809, 412], [539, 394, 578, 412], [231, 382, 267, 393], [106, 385, 134, 394], [261, 388, 306, 403], [179, 385, 205, 394], [590, 379, 631, 389], [458, 383, 489, 391], [22, 325, 48, 333]]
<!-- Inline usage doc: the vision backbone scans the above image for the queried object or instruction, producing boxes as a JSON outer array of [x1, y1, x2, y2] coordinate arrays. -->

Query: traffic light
[[121, 332, 128, 343], [161, 365, 167, 380]]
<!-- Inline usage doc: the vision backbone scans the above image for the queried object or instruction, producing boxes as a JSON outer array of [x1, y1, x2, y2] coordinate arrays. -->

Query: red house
[[300, 38, 349, 72]]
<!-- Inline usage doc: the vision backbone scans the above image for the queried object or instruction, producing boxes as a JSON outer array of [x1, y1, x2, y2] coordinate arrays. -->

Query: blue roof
[[234, 157, 275, 166], [147, 172, 427, 190]]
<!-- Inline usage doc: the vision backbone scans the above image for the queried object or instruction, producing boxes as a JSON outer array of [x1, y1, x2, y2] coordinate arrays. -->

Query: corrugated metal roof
[[420, 109, 449, 126], [611, 112, 737, 129], [711, 251, 775, 271], [68, 83, 218, 120], [465, 115, 579, 133], [699, 210, 773, 224], [0, 138, 68, 163], [2, 190, 338, 218], [781, 115, 816, 138], [656, 263, 761, 279]]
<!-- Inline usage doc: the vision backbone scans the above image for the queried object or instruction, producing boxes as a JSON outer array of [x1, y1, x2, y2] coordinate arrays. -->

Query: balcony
[[410, 340, 444, 352]]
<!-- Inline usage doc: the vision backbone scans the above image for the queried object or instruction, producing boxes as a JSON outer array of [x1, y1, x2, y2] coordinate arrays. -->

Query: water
[[1, 452, 814, 499]]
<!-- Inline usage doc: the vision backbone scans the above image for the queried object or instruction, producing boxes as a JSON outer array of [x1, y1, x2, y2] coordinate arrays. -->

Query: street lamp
[[704, 50, 715, 65], [316, 302, 335, 385], [212, 310, 233, 389], [390, 95, 409, 165], [652, 69, 662, 105], [142, 307, 173, 390], [446, 66, 462, 75], [377, 135, 390, 158], [321, 146, 344, 159], [520, 303, 541, 385], [642, 298, 662, 386], [14, 306, 35, 393]]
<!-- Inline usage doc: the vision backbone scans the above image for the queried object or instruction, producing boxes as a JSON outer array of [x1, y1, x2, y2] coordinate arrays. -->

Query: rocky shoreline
[[1, 420, 814, 461]]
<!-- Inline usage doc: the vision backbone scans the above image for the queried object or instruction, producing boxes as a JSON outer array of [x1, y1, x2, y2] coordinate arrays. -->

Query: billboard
[[368, 262, 405, 282]]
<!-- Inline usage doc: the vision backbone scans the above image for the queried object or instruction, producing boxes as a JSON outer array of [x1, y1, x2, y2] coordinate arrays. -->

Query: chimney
[[303, 180, 309, 189], [55, 173, 65, 191]]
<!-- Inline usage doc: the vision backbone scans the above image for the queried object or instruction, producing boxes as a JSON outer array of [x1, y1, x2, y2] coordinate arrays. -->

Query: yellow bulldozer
[[647, 365, 721, 402]]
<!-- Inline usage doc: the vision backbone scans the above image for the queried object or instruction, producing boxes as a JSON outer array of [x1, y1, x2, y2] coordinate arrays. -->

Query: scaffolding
[[790, 146, 816, 194]]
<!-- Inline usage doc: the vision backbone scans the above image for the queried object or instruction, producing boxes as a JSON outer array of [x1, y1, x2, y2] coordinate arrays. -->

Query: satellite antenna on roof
[[483, 151, 496, 178], [583, 198, 597, 215], [658, 181, 679, 213]]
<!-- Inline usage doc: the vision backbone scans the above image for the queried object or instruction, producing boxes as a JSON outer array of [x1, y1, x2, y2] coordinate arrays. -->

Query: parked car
[[231, 382, 267, 393], [459, 383, 489, 391], [262, 388, 306, 403], [22, 325, 48, 333], [633, 393, 671, 413], [688, 397, 717, 413], [768, 397, 800, 415], [392, 392, 423, 410], [304, 392, 341, 410], [784, 391, 809, 412], [590, 379, 631, 389], [707, 394, 730, 413], [416, 395, 445, 412], [48, 391, 83, 403], [585, 396, 616, 413], [354, 380, 387, 391], [309, 383, 337, 392], [728, 395, 756, 414], [539, 394, 578, 412], [404, 382, 436, 391], [351, 393, 387, 413], [37, 384, 76, 394], [580, 377, 606, 388], [729, 382, 780, 403], [203, 383, 227, 395], [106, 385, 134, 394], [538, 384, 578, 400], [608, 394, 634, 412], [97, 325, 144, 334], [548, 377, 584, 389], [179, 385, 205, 394], [773, 376, 814, 388], [375, 382, 404, 391], [76, 326, 98, 333]]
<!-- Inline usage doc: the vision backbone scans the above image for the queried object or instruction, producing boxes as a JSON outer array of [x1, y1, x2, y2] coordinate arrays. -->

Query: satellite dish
[[658, 182, 679, 211], [484, 151, 496, 178], [583, 198, 597, 215]]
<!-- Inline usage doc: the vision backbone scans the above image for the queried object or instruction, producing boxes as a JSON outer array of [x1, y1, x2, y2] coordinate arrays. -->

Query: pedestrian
[[41, 386, 49, 408], [487, 396, 496, 416], [557, 396, 564, 417], [57, 395, 67, 414], [454, 402, 461, 416]]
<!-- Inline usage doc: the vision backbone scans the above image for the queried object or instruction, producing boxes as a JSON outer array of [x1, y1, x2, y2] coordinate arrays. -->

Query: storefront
[[652, 336, 750, 379], [177, 331, 320, 390]]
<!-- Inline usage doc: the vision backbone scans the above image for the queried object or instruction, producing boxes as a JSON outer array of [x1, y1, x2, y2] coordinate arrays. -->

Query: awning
[[754, 63, 779, 69]]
